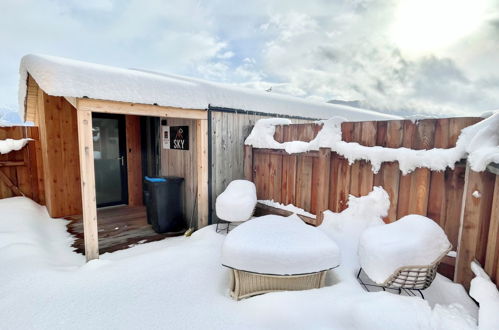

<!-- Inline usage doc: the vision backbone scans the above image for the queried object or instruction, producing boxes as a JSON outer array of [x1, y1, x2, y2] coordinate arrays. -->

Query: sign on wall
[[162, 124, 189, 150], [170, 126, 189, 150]]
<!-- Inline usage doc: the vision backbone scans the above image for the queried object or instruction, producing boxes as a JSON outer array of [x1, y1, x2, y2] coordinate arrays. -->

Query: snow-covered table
[[221, 214, 340, 299]]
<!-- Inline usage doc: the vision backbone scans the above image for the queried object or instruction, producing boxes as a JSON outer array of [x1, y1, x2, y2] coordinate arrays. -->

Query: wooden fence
[[0, 126, 44, 203], [243, 117, 498, 289]]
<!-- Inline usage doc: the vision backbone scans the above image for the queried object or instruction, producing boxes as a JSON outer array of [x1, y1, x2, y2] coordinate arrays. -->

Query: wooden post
[[196, 119, 209, 228], [315, 148, 331, 225], [243, 145, 253, 182], [455, 164, 495, 289], [76, 106, 99, 261], [484, 174, 499, 282]]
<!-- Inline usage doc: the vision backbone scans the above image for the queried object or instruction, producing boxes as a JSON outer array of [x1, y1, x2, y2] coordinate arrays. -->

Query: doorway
[[92, 113, 128, 207]]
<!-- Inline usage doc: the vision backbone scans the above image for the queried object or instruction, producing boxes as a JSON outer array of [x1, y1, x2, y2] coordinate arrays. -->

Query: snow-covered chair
[[215, 180, 257, 233], [357, 215, 451, 298], [221, 214, 340, 300]]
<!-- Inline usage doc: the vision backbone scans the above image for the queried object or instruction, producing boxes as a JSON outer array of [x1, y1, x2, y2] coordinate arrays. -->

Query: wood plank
[[484, 175, 499, 282], [196, 119, 209, 228], [75, 106, 99, 261], [295, 155, 313, 211], [313, 148, 330, 224], [125, 115, 143, 207], [0, 161, 25, 167], [282, 154, 297, 205], [428, 118, 450, 227], [443, 166, 466, 248], [268, 153, 283, 203], [78, 98, 207, 120], [455, 166, 495, 289], [330, 154, 351, 212], [397, 120, 416, 219], [243, 145, 253, 181]]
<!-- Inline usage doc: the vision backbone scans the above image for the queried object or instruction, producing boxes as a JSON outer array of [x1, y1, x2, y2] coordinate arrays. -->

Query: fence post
[[244, 145, 253, 182], [315, 148, 331, 225], [454, 163, 495, 289]]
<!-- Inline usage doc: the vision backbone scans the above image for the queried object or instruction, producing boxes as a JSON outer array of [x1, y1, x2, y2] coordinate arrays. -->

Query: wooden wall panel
[[125, 115, 143, 207], [160, 118, 197, 228], [37, 92, 82, 217]]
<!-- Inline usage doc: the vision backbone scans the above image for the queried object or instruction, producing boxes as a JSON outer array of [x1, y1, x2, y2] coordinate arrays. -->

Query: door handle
[[117, 156, 124, 166]]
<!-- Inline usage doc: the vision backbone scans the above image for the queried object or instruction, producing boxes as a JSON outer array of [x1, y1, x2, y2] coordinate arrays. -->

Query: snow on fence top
[[244, 114, 499, 173], [18, 54, 400, 122], [0, 138, 31, 154]]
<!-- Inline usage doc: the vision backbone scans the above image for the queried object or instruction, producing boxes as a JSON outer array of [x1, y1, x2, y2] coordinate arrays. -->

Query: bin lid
[[144, 176, 184, 183]]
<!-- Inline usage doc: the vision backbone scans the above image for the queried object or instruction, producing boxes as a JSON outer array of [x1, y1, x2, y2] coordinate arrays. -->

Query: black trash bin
[[144, 176, 185, 233]]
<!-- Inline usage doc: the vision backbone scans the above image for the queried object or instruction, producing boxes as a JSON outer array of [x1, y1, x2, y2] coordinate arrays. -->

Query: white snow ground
[[0, 196, 482, 330]]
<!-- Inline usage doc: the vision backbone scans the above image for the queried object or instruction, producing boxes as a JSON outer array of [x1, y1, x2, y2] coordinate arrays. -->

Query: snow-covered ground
[[0, 196, 483, 329]]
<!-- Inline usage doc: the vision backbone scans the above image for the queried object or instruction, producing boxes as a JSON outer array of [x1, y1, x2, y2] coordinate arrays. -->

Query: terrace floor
[[66, 205, 185, 254]]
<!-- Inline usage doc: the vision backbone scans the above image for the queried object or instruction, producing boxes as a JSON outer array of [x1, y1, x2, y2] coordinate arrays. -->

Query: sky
[[1, 0, 499, 122]]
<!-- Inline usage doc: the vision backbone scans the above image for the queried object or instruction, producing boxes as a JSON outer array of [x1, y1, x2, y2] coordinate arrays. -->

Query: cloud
[[0, 0, 498, 118]]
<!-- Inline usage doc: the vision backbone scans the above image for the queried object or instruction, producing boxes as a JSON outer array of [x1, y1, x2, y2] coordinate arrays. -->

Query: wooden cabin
[[16, 54, 399, 260]]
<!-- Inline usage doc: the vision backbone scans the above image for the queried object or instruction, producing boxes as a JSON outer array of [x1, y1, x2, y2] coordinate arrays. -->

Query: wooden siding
[[0, 126, 44, 202], [125, 115, 143, 207], [160, 118, 198, 228], [37, 92, 82, 217], [210, 111, 314, 223]]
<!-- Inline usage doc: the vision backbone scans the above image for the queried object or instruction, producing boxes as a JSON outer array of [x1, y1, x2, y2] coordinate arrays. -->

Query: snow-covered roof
[[19, 54, 401, 121]]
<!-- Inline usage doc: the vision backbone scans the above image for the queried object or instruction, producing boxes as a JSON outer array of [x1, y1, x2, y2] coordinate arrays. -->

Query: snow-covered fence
[[0, 126, 43, 202], [243, 117, 499, 289]]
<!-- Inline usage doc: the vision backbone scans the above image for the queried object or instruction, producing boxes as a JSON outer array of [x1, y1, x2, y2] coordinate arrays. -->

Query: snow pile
[[245, 114, 499, 173], [0, 138, 31, 154], [215, 180, 257, 222], [469, 262, 499, 330], [0, 197, 82, 269], [358, 215, 451, 284], [319, 187, 390, 273], [0, 196, 480, 329], [221, 214, 340, 275], [257, 199, 316, 219], [19, 54, 400, 122]]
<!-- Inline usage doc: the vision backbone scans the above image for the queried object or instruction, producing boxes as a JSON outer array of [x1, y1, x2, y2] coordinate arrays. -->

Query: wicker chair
[[357, 245, 452, 299], [228, 268, 330, 300]]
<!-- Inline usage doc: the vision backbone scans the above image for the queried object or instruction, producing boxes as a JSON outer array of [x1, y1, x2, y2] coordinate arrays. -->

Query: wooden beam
[[0, 169, 24, 196], [77, 98, 207, 120], [0, 161, 25, 167], [75, 104, 99, 261], [196, 119, 209, 227], [64, 97, 77, 109]]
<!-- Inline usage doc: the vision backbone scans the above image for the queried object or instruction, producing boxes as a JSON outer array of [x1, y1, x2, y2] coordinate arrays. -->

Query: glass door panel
[[92, 114, 128, 207]]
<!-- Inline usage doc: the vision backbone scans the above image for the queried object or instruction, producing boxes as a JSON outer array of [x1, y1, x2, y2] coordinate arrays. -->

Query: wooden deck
[[66, 205, 184, 254]]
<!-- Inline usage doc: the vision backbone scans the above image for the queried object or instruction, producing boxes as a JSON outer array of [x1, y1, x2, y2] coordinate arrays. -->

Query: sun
[[391, 0, 487, 55]]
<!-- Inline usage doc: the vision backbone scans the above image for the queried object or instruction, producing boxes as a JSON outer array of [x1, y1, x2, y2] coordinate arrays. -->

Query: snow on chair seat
[[221, 214, 340, 299], [357, 214, 451, 296], [215, 180, 257, 232]]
